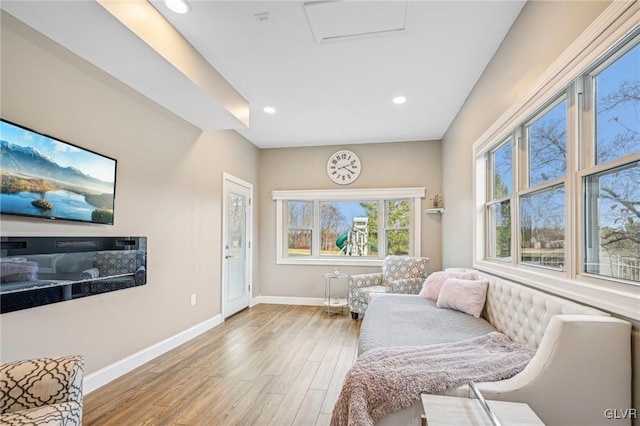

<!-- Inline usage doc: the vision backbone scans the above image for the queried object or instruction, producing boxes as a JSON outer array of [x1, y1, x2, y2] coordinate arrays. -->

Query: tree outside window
[[287, 201, 312, 256], [585, 41, 640, 282]]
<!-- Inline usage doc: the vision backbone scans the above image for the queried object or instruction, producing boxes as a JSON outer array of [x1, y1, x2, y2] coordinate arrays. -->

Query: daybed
[[355, 270, 632, 426]]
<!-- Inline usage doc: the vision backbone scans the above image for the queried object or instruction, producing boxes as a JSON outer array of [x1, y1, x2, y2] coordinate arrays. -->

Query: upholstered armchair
[[348, 255, 429, 319], [0, 355, 84, 426]]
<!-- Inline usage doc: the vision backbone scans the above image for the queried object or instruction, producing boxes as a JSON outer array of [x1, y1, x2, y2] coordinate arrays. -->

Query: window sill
[[474, 260, 640, 321], [277, 257, 384, 267]]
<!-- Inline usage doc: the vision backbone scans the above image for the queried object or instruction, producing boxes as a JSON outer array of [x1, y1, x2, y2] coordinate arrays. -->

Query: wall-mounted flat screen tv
[[0, 119, 117, 225]]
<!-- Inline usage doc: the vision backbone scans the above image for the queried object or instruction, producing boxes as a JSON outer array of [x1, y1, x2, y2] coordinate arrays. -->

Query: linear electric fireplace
[[0, 236, 147, 313]]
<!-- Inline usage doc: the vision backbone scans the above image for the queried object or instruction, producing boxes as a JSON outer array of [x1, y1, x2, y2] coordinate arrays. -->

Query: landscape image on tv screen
[[0, 119, 117, 224]]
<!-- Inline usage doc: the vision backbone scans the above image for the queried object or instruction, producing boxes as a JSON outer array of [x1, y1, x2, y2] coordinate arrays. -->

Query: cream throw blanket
[[330, 331, 535, 426]]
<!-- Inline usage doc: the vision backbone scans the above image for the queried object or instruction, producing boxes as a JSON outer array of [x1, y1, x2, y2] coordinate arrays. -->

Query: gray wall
[[0, 14, 260, 374], [440, 0, 639, 417], [258, 141, 442, 299], [441, 0, 609, 267]]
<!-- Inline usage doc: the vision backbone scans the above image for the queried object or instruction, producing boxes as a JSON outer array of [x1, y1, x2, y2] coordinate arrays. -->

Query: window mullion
[[513, 131, 522, 268], [577, 74, 592, 279], [511, 191, 519, 268], [413, 197, 421, 257], [565, 83, 579, 279], [379, 200, 386, 259], [312, 201, 320, 257], [582, 74, 596, 170], [484, 154, 490, 261], [516, 127, 527, 194]]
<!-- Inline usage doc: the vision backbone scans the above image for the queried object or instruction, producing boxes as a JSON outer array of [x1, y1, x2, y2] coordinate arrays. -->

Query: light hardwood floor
[[84, 304, 361, 426]]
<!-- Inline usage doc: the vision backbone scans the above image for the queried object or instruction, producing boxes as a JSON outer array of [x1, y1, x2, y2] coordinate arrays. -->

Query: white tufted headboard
[[478, 272, 608, 349]]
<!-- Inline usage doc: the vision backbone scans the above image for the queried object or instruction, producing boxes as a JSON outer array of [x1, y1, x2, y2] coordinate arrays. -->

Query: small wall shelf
[[425, 208, 445, 214]]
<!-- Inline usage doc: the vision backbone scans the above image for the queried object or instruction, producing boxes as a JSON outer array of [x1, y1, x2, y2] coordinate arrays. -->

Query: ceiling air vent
[[303, 0, 408, 45]]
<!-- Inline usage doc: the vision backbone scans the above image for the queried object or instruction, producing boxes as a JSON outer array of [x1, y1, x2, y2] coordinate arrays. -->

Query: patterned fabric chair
[[348, 255, 429, 319], [0, 355, 84, 426], [80, 250, 146, 296]]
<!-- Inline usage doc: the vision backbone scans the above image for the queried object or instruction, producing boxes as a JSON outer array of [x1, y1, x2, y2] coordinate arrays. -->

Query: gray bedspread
[[358, 294, 497, 355]]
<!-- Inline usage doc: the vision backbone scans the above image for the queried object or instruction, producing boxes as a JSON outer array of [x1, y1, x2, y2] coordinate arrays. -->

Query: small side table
[[421, 381, 545, 426], [323, 272, 349, 315]]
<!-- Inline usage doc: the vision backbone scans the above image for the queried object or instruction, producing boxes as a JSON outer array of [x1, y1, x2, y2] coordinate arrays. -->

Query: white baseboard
[[83, 314, 222, 394], [258, 295, 324, 306]]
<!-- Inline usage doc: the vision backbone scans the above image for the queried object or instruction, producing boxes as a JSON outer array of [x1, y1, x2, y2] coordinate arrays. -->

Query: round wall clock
[[327, 150, 361, 185]]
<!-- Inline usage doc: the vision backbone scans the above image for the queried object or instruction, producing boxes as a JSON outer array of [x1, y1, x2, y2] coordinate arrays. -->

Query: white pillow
[[419, 270, 478, 300], [436, 278, 489, 318]]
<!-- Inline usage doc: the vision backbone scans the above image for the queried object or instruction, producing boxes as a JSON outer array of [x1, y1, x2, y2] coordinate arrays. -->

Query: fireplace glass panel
[[1, 236, 147, 313]]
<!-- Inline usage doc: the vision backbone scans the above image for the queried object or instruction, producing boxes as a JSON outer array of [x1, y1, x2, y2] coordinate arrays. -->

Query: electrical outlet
[[190, 294, 196, 306]]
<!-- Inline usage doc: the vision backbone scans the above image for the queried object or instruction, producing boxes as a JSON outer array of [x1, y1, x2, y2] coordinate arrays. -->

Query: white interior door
[[222, 174, 252, 318]]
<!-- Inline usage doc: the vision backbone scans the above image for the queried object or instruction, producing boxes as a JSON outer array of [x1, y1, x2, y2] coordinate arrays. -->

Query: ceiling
[[1, 1, 526, 149]]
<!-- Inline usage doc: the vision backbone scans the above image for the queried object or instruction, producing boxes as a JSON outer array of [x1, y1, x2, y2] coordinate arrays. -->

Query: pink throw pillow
[[419, 270, 478, 300], [436, 278, 489, 318]]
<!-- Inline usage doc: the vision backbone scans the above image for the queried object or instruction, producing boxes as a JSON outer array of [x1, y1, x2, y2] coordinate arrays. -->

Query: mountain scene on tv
[[0, 123, 116, 224]]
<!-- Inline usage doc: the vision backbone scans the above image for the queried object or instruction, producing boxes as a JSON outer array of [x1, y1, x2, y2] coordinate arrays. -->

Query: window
[[520, 185, 565, 269], [583, 40, 640, 282], [584, 162, 640, 281], [520, 97, 568, 269], [386, 200, 411, 255], [287, 201, 312, 256], [319, 200, 378, 257], [487, 141, 512, 260], [594, 42, 640, 164], [527, 99, 567, 187], [474, 20, 640, 313], [273, 188, 424, 265], [487, 200, 511, 260], [492, 141, 513, 198]]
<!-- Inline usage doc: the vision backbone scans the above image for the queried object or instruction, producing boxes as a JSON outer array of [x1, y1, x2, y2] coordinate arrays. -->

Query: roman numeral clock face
[[327, 150, 361, 185]]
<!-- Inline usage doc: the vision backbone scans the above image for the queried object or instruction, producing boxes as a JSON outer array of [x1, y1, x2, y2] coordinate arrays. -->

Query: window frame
[[471, 5, 640, 321], [273, 188, 424, 266]]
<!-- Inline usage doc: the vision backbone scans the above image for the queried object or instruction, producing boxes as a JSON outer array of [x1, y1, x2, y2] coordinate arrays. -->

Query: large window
[[274, 188, 423, 265], [476, 27, 640, 295]]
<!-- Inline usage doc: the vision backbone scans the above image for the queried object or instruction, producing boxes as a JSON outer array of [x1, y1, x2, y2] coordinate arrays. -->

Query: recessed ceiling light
[[165, 0, 189, 14], [393, 96, 407, 104], [263, 106, 276, 114]]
